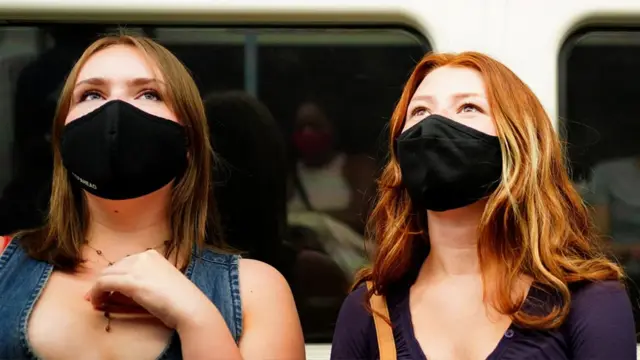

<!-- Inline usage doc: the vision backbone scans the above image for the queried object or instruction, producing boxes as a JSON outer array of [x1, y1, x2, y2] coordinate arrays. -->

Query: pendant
[[104, 311, 111, 332]]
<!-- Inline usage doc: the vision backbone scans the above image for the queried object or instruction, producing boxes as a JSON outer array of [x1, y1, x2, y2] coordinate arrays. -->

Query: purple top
[[331, 280, 636, 359]]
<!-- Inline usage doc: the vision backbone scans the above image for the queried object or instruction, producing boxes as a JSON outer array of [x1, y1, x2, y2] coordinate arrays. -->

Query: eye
[[79, 91, 103, 102], [410, 106, 429, 118], [138, 89, 162, 101], [458, 102, 482, 113]]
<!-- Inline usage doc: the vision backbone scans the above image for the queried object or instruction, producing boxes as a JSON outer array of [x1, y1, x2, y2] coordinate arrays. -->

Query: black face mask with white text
[[395, 114, 502, 211], [61, 100, 188, 200]]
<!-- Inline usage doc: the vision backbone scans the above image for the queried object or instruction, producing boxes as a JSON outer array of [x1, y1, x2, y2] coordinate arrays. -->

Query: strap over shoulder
[[366, 281, 397, 360]]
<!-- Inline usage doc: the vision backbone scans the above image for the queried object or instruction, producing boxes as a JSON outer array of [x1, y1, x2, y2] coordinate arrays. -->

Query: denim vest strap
[[0, 238, 52, 360], [158, 247, 243, 360], [189, 248, 243, 340], [0, 239, 243, 360]]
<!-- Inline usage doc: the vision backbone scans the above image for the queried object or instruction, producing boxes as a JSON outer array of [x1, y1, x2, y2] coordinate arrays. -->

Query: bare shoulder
[[237, 259, 305, 359], [237, 258, 300, 320], [238, 258, 291, 297]]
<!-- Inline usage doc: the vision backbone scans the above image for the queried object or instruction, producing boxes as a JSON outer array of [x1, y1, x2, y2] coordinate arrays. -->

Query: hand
[[86, 249, 213, 330], [86, 291, 150, 314]]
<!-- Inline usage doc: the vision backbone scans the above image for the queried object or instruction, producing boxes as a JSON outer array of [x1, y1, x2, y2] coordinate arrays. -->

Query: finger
[[90, 290, 144, 312], [88, 290, 140, 308], [99, 255, 138, 275], [107, 291, 139, 306], [97, 303, 150, 315], [88, 274, 137, 308], [99, 249, 162, 275]]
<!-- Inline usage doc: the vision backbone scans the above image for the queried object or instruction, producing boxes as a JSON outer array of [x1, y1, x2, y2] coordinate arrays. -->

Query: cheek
[[401, 118, 417, 133], [64, 102, 104, 125], [133, 103, 178, 123], [64, 115, 75, 126]]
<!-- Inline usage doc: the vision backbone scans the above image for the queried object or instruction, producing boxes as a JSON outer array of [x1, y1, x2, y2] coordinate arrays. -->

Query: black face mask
[[396, 114, 502, 211], [61, 100, 188, 200]]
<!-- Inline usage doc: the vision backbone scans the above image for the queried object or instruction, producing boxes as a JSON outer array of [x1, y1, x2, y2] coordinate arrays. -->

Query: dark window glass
[[561, 28, 640, 339], [0, 25, 428, 342]]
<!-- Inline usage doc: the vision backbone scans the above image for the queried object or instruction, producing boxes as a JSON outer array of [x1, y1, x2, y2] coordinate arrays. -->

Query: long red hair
[[356, 51, 624, 329]]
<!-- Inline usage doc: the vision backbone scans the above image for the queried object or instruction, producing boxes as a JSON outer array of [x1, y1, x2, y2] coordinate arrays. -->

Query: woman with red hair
[[330, 52, 635, 359]]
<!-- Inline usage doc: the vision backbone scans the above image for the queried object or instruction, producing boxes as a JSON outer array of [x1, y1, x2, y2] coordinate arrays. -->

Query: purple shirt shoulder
[[330, 280, 636, 360]]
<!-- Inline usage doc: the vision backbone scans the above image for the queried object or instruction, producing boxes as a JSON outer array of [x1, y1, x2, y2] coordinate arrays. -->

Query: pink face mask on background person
[[292, 129, 333, 159]]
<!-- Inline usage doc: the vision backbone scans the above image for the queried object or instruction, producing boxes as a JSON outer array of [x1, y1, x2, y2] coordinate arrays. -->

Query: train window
[[0, 24, 428, 342], [560, 28, 640, 338]]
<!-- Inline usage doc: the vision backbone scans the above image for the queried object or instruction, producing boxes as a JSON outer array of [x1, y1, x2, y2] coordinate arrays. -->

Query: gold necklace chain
[[86, 240, 170, 332]]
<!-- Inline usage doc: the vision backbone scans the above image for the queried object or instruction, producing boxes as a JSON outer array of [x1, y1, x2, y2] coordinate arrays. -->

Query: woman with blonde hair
[[0, 33, 304, 360], [331, 52, 635, 359]]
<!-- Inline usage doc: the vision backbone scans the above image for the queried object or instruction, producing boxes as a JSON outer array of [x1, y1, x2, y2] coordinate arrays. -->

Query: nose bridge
[[431, 105, 453, 118], [427, 96, 454, 118], [109, 81, 128, 101]]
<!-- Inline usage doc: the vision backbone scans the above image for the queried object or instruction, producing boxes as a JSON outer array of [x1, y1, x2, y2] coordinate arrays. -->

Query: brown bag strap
[[366, 281, 397, 360]]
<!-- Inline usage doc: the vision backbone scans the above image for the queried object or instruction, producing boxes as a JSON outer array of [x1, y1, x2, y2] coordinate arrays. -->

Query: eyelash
[[78, 88, 162, 102], [409, 102, 484, 116], [459, 102, 483, 113], [139, 89, 162, 101], [410, 107, 428, 117], [78, 90, 102, 102]]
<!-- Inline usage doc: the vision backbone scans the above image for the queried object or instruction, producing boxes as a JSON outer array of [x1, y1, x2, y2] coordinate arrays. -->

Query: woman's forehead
[[413, 66, 487, 102], [75, 45, 163, 84]]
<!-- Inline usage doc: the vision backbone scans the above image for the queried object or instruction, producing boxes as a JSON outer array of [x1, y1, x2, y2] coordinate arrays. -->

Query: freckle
[[114, 210, 119, 213]]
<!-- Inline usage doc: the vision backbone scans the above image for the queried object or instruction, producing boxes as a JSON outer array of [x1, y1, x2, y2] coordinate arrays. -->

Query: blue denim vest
[[0, 238, 243, 360]]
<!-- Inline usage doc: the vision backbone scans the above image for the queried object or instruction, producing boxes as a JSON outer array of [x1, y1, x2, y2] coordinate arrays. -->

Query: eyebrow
[[74, 77, 166, 88], [411, 93, 486, 102]]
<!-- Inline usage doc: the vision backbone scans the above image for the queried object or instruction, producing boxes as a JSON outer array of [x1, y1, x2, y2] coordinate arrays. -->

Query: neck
[[421, 199, 487, 278], [83, 184, 173, 263]]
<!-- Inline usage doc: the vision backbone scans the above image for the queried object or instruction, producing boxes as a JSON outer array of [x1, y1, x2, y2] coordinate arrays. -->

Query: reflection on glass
[[586, 157, 640, 282], [563, 28, 640, 338]]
